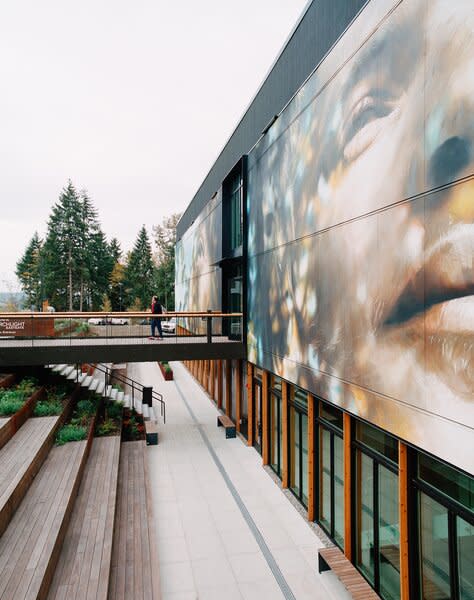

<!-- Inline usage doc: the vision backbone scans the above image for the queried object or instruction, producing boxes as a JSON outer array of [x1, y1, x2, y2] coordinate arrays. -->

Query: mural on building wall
[[247, 0, 474, 470], [175, 194, 222, 331]]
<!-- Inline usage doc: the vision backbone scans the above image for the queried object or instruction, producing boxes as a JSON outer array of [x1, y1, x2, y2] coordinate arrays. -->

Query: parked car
[[162, 318, 176, 334], [109, 317, 129, 326], [88, 317, 106, 326], [87, 317, 129, 326]]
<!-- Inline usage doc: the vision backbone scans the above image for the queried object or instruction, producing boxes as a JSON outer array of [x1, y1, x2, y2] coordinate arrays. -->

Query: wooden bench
[[47, 436, 121, 600], [217, 414, 236, 438], [318, 546, 381, 599]]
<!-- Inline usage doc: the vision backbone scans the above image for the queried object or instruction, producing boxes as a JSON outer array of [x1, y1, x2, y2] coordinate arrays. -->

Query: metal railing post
[[207, 309, 212, 344]]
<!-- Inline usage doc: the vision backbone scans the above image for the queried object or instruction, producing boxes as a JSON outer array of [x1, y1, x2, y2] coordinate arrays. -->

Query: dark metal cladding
[[177, 0, 368, 239]]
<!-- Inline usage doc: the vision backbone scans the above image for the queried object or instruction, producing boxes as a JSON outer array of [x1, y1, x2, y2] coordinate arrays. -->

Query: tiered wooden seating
[[0, 440, 89, 600], [108, 441, 160, 600], [0, 387, 45, 451], [47, 436, 121, 600], [318, 547, 381, 599], [0, 416, 59, 537]]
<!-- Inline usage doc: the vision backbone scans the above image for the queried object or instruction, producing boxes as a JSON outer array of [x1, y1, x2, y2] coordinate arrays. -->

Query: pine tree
[[153, 213, 181, 310], [15, 232, 43, 309], [42, 181, 84, 310], [124, 226, 155, 309]]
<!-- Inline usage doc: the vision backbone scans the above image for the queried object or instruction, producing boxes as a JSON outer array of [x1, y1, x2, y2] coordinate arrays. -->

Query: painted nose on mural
[[428, 136, 471, 188]]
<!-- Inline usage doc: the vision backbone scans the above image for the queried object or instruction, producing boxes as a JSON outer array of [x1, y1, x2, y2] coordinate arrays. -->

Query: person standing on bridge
[[150, 296, 163, 339]]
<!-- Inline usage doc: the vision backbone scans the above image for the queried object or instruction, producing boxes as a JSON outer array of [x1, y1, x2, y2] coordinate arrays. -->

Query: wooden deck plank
[[319, 546, 382, 599], [47, 436, 121, 600], [0, 441, 87, 600], [108, 441, 160, 600], [0, 416, 59, 538]]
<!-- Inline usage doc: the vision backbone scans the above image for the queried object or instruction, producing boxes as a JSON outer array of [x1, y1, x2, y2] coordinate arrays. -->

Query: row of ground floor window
[[183, 359, 474, 600]]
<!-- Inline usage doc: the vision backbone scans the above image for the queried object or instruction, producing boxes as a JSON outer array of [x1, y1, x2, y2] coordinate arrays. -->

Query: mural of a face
[[248, 0, 474, 462]]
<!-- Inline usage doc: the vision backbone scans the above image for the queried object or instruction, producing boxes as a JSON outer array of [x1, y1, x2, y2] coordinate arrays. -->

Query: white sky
[[0, 0, 308, 292]]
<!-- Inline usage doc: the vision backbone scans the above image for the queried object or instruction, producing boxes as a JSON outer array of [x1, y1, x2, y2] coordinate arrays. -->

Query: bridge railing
[[0, 311, 243, 346]]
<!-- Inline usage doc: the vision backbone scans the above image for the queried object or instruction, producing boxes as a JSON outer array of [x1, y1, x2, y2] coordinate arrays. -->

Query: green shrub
[[34, 399, 63, 416], [106, 401, 123, 420], [76, 399, 96, 416], [96, 419, 120, 436], [0, 396, 24, 415], [56, 424, 87, 445]]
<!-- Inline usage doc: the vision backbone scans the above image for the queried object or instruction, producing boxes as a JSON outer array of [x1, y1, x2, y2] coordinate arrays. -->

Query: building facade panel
[[247, 0, 474, 474]]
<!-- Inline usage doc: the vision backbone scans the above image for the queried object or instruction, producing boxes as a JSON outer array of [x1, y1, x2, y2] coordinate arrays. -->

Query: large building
[[175, 1, 474, 599]]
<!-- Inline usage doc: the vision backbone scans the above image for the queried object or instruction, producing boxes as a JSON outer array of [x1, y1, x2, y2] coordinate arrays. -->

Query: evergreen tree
[[15, 232, 43, 309], [42, 181, 83, 310], [87, 229, 115, 309], [124, 226, 155, 309], [109, 238, 122, 263], [152, 213, 181, 310]]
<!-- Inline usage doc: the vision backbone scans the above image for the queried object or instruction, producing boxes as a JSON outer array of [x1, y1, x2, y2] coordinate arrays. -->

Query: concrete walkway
[[128, 361, 351, 600]]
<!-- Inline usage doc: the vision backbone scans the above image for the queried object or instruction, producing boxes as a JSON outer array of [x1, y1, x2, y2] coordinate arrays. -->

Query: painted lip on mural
[[384, 223, 474, 332]]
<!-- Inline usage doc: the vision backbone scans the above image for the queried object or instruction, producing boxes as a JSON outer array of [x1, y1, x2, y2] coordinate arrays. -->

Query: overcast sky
[[0, 0, 308, 293]]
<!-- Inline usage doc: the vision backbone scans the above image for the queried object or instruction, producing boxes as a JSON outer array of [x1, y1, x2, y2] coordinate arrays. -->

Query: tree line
[[16, 181, 180, 312]]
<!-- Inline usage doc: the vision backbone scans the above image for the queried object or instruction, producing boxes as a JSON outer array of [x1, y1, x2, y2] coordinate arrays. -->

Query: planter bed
[[0, 379, 44, 450], [158, 361, 173, 381]]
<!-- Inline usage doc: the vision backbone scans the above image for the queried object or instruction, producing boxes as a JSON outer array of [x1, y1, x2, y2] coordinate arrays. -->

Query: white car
[[162, 318, 176, 334]]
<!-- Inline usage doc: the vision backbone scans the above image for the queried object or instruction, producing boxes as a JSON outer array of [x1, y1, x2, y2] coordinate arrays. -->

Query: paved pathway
[[128, 361, 351, 600]]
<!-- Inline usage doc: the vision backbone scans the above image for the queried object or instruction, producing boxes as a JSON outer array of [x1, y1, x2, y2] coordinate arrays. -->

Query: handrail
[[79, 362, 166, 424], [0, 311, 243, 319]]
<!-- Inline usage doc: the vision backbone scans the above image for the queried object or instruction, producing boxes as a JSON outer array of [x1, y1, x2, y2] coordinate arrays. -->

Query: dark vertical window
[[269, 376, 283, 479], [289, 388, 308, 507], [354, 422, 400, 600], [229, 171, 243, 250], [253, 368, 263, 453], [317, 401, 344, 549], [414, 453, 474, 600]]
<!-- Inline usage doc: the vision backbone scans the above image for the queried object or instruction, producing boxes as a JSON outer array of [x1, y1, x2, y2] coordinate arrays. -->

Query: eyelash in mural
[[342, 89, 397, 162]]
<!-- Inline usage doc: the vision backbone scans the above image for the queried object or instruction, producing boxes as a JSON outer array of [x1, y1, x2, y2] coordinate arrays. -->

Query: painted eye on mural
[[342, 89, 396, 162]]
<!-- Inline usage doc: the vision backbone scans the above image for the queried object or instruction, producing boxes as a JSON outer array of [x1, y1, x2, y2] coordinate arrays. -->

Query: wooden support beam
[[225, 360, 232, 417], [210, 360, 215, 401], [399, 441, 410, 600], [308, 393, 315, 521], [282, 381, 289, 488], [205, 360, 210, 393], [217, 360, 223, 410], [262, 371, 269, 465], [343, 412, 352, 561], [235, 360, 242, 432], [247, 363, 254, 447]]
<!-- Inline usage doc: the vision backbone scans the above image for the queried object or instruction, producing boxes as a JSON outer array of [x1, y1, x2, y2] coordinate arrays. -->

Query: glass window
[[419, 493, 450, 600], [270, 390, 282, 477], [356, 451, 375, 585], [320, 428, 331, 532], [320, 401, 343, 430], [379, 465, 400, 600], [419, 454, 474, 512], [334, 435, 345, 548], [457, 516, 474, 600], [356, 422, 398, 464], [241, 365, 248, 439], [302, 413, 308, 506], [290, 405, 301, 498]]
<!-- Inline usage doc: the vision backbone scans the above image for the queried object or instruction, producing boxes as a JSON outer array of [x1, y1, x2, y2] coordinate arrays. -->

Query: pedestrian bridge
[[0, 311, 245, 367]]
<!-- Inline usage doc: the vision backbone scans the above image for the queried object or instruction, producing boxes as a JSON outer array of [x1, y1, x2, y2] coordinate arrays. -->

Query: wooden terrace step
[[47, 436, 121, 600], [0, 416, 59, 538], [0, 440, 89, 600], [108, 441, 160, 600]]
